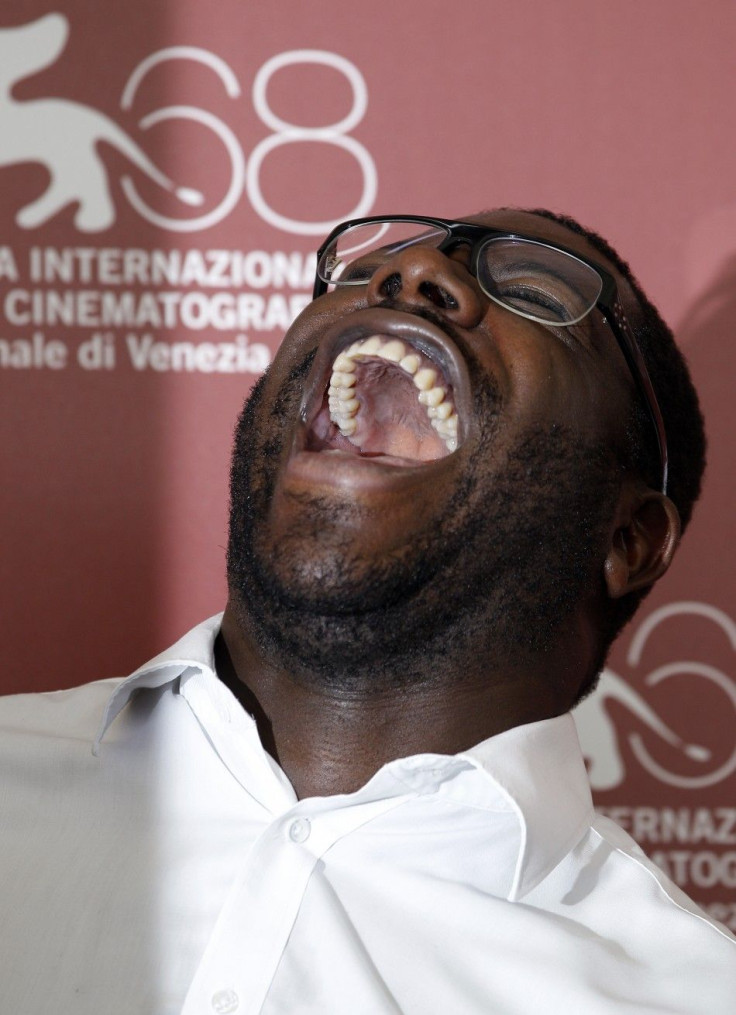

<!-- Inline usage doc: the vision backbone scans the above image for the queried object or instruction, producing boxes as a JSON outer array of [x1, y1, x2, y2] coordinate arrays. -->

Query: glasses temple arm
[[608, 298, 669, 496]]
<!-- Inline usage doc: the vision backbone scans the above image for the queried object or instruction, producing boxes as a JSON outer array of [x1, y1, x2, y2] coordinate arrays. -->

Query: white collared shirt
[[1, 615, 734, 1014]]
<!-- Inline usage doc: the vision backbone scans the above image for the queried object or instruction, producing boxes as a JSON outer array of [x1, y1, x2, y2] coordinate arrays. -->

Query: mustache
[[374, 298, 466, 348]]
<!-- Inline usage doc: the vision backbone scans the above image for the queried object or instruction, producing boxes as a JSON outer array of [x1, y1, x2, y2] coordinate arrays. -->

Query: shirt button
[[211, 989, 239, 1013], [288, 817, 311, 843]]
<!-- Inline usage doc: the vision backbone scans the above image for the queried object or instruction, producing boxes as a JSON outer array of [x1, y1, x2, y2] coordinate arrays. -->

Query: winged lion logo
[[0, 12, 203, 232]]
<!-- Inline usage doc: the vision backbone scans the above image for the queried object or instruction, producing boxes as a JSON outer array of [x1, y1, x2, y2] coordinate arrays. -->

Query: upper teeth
[[328, 336, 459, 452]]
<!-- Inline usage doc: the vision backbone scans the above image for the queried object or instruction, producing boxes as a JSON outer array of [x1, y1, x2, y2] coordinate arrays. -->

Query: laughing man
[[3, 209, 735, 1013]]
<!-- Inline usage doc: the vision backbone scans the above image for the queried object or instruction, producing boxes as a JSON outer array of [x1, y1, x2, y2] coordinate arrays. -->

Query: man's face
[[227, 210, 636, 694]]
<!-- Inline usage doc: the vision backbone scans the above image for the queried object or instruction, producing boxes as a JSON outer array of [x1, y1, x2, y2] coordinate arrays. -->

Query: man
[[2, 208, 734, 1013]]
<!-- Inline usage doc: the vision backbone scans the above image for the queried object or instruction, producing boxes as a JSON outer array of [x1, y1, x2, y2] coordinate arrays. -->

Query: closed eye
[[498, 283, 569, 322]]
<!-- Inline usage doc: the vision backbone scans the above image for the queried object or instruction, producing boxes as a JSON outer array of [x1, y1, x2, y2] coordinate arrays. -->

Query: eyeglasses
[[313, 215, 668, 494]]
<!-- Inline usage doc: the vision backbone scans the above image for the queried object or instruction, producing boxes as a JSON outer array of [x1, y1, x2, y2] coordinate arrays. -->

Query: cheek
[[486, 317, 617, 437], [266, 290, 368, 385], [497, 334, 575, 429], [470, 310, 562, 402]]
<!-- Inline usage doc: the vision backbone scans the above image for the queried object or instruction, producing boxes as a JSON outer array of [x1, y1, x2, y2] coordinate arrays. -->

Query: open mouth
[[298, 310, 470, 469]]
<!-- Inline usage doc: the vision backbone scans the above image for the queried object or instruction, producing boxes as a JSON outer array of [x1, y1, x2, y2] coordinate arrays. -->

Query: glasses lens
[[318, 220, 450, 286], [478, 238, 603, 326]]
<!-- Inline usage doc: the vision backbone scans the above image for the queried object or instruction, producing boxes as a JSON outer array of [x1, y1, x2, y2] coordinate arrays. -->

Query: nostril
[[378, 271, 461, 312], [419, 281, 459, 310], [370, 252, 483, 328], [380, 272, 402, 300]]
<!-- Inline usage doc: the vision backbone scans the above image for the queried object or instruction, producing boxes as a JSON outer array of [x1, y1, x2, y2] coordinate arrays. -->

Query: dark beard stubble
[[226, 357, 620, 695]]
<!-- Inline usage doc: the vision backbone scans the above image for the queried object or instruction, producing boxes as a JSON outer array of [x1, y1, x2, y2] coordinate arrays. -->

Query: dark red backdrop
[[2, 0, 735, 924]]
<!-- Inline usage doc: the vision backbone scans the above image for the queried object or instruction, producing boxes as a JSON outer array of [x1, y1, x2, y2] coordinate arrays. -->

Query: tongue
[[351, 360, 447, 460]]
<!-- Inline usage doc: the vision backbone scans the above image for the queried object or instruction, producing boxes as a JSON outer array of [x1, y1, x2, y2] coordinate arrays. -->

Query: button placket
[[211, 988, 240, 1013], [182, 793, 412, 1015], [288, 817, 311, 843], [181, 818, 324, 1015]]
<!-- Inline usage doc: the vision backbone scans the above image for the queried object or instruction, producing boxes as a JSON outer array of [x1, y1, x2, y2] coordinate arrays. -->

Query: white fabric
[[1, 615, 734, 1014]]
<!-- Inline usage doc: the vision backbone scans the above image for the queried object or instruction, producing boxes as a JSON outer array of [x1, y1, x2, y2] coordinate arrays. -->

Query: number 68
[[120, 47, 376, 234]]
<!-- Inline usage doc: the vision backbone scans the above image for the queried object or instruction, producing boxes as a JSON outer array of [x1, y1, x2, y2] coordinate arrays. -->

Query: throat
[[217, 614, 559, 800]]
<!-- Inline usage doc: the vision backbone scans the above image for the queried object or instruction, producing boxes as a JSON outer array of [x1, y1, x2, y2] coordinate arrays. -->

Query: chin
[[226, 330, 620, 691]]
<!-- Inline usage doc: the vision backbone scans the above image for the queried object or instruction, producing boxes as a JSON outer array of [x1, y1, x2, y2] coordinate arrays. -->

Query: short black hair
[[527, 208, 707, 672]]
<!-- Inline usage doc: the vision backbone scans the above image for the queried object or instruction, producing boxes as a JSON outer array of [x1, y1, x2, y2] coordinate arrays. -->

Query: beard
[[226, 354, 620, 696]]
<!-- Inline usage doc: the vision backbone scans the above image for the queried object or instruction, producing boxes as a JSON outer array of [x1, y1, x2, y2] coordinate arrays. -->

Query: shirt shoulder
[[520, 812, 736, 1010], [0, 614, 223, 748], [590, 812, 736, 943], [0, 678, 123, 743]]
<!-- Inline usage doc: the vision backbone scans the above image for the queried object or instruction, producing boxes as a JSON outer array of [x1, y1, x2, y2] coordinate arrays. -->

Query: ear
[[603, 487, 681, 599]]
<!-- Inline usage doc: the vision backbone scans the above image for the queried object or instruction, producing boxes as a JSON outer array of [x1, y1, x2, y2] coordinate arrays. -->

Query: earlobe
[[603, 491, 681, 599]]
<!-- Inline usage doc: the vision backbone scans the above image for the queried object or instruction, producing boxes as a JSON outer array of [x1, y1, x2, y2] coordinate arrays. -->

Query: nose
[[365, 245, 485, 329]]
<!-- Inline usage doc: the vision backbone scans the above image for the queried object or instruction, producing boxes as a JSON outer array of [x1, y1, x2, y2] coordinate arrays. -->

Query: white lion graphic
[[575, 668, 711, 790], [574, 602, 736, 790], [1, 12, 203, 231]]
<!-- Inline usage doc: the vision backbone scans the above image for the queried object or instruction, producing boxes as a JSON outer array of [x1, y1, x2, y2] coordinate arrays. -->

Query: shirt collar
[[462, 715, 594, 899], [94, 614, 594, 899], [93, 613, 223, 753]]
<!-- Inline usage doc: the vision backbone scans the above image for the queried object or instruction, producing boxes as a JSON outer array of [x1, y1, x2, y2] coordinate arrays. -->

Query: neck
[[217, 606, 582, 799]]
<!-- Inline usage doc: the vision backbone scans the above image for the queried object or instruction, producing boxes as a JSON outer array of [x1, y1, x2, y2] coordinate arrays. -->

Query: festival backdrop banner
[[2, 0, 735, 924]]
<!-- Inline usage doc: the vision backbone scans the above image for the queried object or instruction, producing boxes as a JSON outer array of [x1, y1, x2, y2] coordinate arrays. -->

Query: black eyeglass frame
[[313, 214, 669, 495]]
